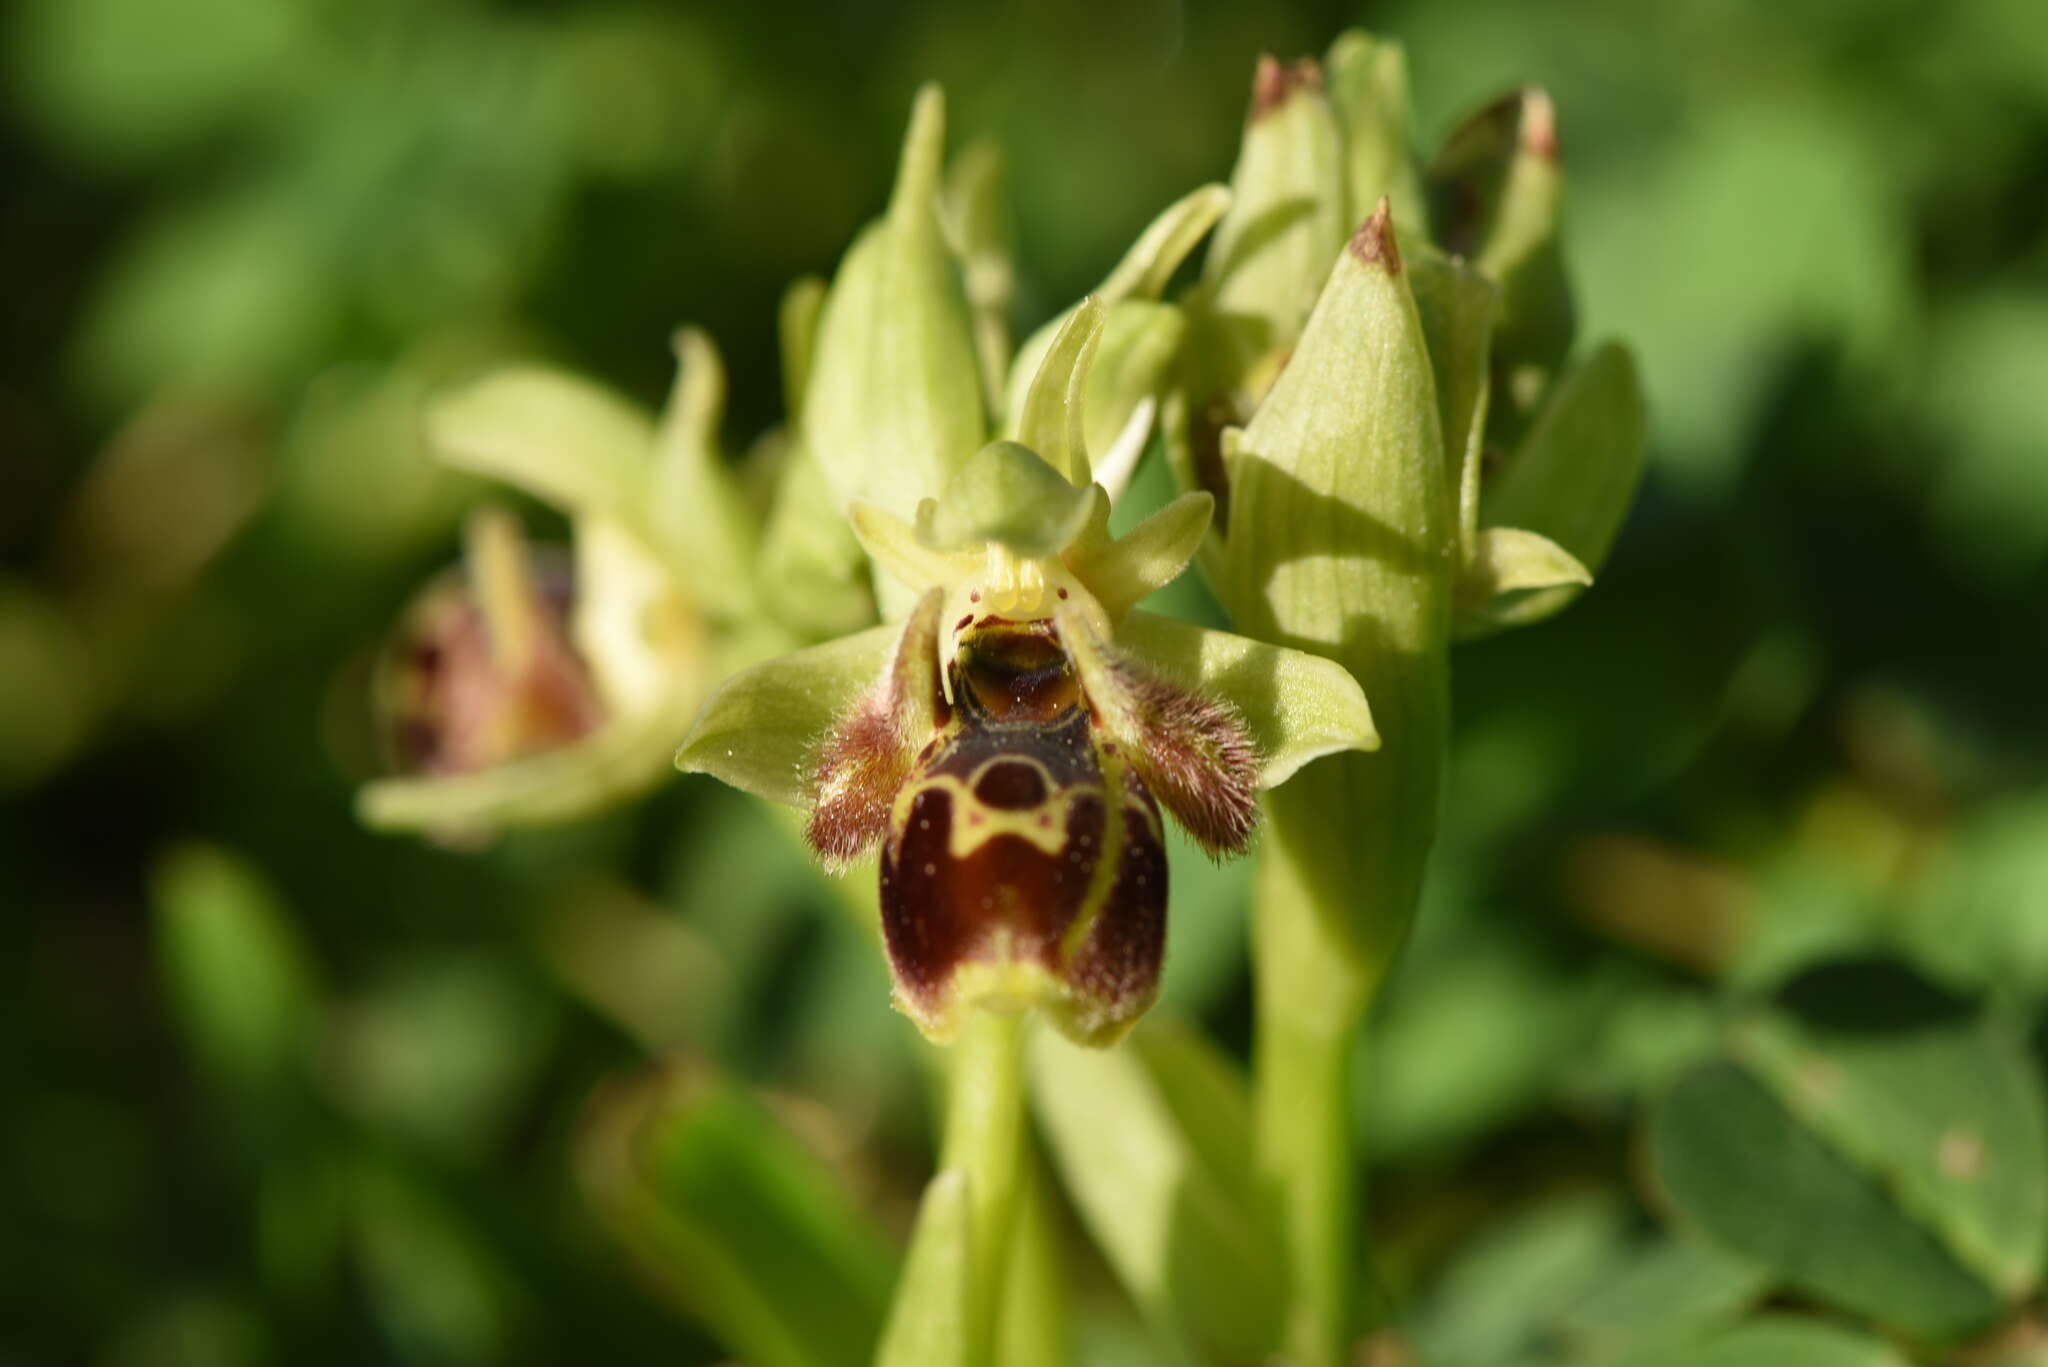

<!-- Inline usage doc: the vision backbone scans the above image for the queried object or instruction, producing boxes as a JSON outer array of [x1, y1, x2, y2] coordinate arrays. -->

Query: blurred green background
[[3, 0, 2046, 1363]]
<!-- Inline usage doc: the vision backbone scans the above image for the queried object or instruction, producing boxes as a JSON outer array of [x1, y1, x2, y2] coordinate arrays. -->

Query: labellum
[[805, 588, 1256, 1046]]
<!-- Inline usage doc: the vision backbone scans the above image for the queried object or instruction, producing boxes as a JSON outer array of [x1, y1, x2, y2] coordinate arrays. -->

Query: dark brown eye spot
[[974, 760, 1049, 811], [1057, 588, 1068, 600]]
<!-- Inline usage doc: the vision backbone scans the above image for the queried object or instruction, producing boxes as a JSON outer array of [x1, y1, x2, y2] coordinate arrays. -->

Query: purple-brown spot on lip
[[1250, 54, 1322, 121], [974, 759, 1049, 811], [1348, 197, 1402, 274], [955, 614, 974, 632]]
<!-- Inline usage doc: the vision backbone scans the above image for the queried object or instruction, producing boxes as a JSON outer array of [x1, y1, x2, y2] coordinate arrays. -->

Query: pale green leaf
[[877, 1169, 973, 1367], [1030, 1026, 1283, 1363]]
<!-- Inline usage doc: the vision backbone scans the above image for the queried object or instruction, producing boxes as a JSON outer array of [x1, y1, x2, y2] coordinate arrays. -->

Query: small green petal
[[1116, 611, 1377, 788], [1453, 525, 1593, 638], [1067, 491, 1214, 622], [427, 367, 652, 517], [848, 500, 960, 595], [1086, 302, 1186, 500], [922, 442, 1095, 559], [673, 619, 904, 807], [1013, 297, 1106, 487], [1483, 341, 1647, 577]]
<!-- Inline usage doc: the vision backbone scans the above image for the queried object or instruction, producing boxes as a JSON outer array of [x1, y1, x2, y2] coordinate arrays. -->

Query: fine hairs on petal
[[1106, 653, 1259, 858], [805, 589, 947, 867], [806, 682, 915, 867], [1058, 603, 1258, 858]]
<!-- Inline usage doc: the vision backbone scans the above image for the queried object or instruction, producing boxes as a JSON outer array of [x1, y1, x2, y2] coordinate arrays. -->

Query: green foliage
[[6, 2, 2048, 1365]]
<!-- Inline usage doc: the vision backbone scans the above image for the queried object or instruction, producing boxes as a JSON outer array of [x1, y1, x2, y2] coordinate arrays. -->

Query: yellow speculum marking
[[890, 754, 1083, 861]]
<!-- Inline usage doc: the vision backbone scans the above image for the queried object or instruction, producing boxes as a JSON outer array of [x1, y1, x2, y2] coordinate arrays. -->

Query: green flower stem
[[1250, 801, 1375, 1367], [937, 1009, 1028, 1360]]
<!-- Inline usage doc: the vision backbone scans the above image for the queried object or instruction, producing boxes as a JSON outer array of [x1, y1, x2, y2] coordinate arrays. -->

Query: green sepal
[[1012, 298, 1105, 486], [650, 328, 757, 618], [1065, 490, 1213, 622], [805, 84, 986, 526], [1453, 525, 1593, 638], [940, 139, 1015, 416], [427, 367, 653, 525], [672, 618, 902, 808], [756, 446, 878, 641], [1006, 183, 1228, 405], [1483, 341, 1647, 579], [1115, 610, 1378, 788], [1325, 30, 1425, 242], [1099, 183, 1233, 304], [1408, 244, 1499, 557]]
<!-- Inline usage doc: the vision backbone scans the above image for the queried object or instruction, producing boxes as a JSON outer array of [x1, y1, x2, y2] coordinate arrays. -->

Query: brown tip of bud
[[1520, 86, 1559, 161], [1348, 197, 1402, 274], [1251, 54, 1323, 120]]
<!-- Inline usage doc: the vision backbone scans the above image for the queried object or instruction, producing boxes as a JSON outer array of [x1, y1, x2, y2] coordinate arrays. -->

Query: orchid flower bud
[[358, 331, 747, 835]]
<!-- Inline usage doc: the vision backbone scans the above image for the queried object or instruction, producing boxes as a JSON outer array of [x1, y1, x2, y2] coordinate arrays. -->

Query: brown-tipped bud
[[1348, 197, 1403, 274], [1251, 54, 1324, 120]]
